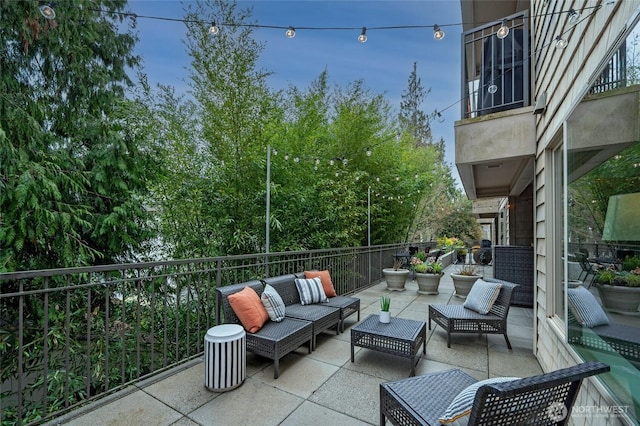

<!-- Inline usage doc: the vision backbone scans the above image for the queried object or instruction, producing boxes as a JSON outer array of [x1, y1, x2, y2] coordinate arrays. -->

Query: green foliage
[[380, 295, 391, 311], [0, 0, 160, 271], [622, 256, 640, 272]]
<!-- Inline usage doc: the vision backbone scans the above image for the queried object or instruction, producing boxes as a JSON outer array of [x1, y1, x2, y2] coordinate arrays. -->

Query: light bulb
[[209, 22, 219, 35], [496, 20, 509, 39], [294, 157, 299, 163], [568, 9, 580, 25], [329, 159, 335, 166], [433, 25, 444, 40], [315, 158, 320, 165], [342, 158, 348, 166], [436, 112, 445, 123], [284, 153, 290, 160], [273, 149, 278, 155], [358, 27, 367, 43], [286, 27, 296, 38], [366, 147, 372, 157], [39, 4, 56, 20], [555, 36, 568, 49], [488, 84, 498, 94]]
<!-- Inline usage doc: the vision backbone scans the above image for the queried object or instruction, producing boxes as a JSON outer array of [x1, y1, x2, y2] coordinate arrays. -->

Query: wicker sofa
[[428, 277, 519, 348], [215, 280, 313, 379], [379, 361, 610, 425], [263, 274, 341, 350], [293, 272, 361, 332]]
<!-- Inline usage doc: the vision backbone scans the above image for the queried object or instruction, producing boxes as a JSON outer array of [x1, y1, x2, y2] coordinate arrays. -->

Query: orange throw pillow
[[228, 286, 269, 333], [304, 270, 337, 297]]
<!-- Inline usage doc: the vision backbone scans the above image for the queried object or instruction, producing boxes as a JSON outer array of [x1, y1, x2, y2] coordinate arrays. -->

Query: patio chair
[[428, 277, 518, 348], [575, 252, 597, 288], [379, 361, 610, 426]]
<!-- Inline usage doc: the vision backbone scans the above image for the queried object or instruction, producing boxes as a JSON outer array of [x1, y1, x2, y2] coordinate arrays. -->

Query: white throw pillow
[[294, 277, 328, 305], [261, 284, 286, 322], [463, 279, 502, 314], [438, 376, 520, 425]]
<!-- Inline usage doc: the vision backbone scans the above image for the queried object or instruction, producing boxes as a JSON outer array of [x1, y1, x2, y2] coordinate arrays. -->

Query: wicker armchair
[[215, 280, 313, 379], [428, 278, 518, 348], [380, 361, 610, 426]]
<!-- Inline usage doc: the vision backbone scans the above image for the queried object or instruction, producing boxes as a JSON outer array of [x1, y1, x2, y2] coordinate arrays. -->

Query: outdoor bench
[[215, 280, 313, 379]]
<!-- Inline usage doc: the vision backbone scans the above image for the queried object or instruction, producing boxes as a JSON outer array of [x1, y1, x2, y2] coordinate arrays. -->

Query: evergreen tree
[[0, 1, 160, 270], [398, 62, 433, 148]]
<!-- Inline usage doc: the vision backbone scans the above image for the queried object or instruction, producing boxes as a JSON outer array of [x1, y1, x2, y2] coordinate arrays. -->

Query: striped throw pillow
[[261, 284, 286, 322], [439, 376, 520, 425], [294, 277, 328, 305], [568, 286, 609, 328], [463, 279, 502, 314]]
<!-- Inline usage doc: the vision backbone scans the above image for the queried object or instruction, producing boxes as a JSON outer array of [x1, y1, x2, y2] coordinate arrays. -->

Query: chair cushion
[[304, 270, 337, 297], [463, 279, 502, 314], [568, 286, 609, 328], [261, 284, 286, 322], [294, 277, 328, 305], [228, 286, 269, 333], [438, 376, 520, 425]]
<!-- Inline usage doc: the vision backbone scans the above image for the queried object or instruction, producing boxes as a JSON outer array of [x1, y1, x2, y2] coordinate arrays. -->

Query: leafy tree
[[0, 1, 160, 271], [165, 0, 283, 256]]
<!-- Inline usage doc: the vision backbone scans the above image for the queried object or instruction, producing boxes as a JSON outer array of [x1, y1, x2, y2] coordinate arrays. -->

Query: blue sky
[[127, 0, 463, 181]]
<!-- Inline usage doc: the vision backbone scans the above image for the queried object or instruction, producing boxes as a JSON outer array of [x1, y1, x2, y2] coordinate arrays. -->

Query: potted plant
[[594, 257, 640, 313], [450, 263, 482, 299], [414, 256, 444, 295], [383, 257, 410, 291], [379, 295, 391, 323]]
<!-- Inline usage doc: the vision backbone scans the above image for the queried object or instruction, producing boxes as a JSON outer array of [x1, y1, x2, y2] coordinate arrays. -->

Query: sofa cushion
[[463, 279, 502, 314], [261, 284, 286, 322], [304, 270, 337, 297], [438, 376, 520, 425], [294, 277, 328, 305], [228, 286, 269, 333], [568, 285, 609, 328]]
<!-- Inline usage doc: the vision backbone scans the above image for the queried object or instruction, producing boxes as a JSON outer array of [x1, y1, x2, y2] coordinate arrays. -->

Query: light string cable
[[434, 4, 603, 119]]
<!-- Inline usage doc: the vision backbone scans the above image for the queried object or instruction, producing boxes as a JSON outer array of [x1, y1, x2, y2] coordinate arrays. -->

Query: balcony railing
[[0, 243, 432, 424], [589, 41, 627, 94], [461, 11, 530, 118]]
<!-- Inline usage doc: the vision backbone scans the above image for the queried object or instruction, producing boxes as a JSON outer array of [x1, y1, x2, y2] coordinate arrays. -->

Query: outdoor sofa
[[215, 280, 313, 379], [263, 274, 341, 350]]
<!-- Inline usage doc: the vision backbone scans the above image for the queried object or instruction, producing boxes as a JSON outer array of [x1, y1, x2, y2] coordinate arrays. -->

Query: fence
[[0, 243, 421, 424]]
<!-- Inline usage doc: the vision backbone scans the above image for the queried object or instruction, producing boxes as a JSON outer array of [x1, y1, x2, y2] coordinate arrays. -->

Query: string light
[[568, 9, 580, 25], [63, 4, 601, 122], [496, 19, 509, 39], [209, 22, 219, 35], [436, 111, 445, 123], [433, 24, 444, 40], [39, 3, 56, 20], [366, 147, 372, 157], [555, 35, 568, 49], [286, 26, 296, 38], [358, 27, 367, 43]]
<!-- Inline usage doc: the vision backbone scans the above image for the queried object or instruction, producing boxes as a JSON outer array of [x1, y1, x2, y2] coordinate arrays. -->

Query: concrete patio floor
[[53, 264, 542, 426]]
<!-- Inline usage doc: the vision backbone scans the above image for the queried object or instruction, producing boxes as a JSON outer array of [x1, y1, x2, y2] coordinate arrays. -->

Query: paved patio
[[53, 264, 542, 426]]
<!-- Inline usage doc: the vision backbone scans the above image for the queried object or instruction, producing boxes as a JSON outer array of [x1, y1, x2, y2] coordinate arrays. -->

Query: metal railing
[[461, 11, 530, 118], [589, 41, 627, 94], [0, 243, 422, 424]]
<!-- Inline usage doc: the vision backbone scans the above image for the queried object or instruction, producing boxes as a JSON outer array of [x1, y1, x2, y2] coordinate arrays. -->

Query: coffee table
[[351, 314, 426, 376]]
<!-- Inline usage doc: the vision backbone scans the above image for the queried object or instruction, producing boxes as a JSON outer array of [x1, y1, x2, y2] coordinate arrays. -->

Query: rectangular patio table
[[351, 314, 426, 376]]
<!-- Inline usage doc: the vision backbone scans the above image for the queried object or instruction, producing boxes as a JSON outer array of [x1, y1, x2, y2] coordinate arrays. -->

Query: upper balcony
[[455, 9, 534, 200]]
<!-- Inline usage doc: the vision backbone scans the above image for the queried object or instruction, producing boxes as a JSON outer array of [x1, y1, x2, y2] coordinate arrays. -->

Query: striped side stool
[[204, 324, 246, 391]]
